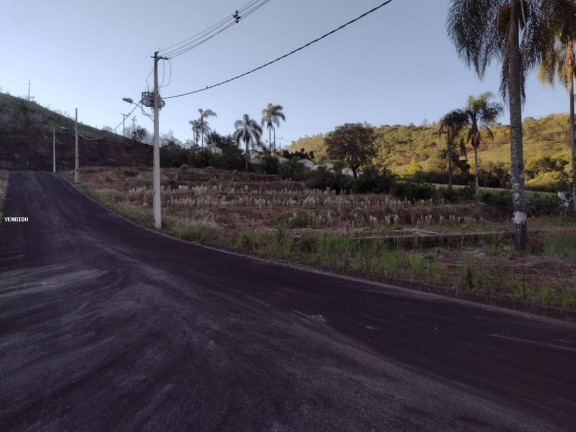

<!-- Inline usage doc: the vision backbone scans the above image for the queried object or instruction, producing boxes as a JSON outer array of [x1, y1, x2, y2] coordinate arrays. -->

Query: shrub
[[393, 181, 436, 202], [527, 193, 560, 217], [278, 157, 311, 181], [352, 166, 396, 194], [306, 165, 354, 193], [479, 190, 512, 214], [257, 154, 280, 174]]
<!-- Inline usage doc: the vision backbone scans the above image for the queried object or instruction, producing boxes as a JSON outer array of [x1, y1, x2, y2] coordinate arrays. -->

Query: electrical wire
[[158, 0, 273, 59], [61, 102, 142, 141], [144, 66, 154, 91], [160, 59, 173, 89], [165, 0, 394, 100], [162, 22, 236, 59], [160, 60, 166, 88], [159, 0, 263, 56]]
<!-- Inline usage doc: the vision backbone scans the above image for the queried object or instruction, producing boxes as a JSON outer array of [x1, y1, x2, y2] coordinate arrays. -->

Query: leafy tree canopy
[[324, 123, 377, 179]]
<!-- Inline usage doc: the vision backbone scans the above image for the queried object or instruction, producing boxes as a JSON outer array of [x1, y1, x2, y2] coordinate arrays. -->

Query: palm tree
[[439, 109, 469, 189], [233, 114, 263, 172], [464, 92, 504, 194], [197, 108, 217, 148], [261, 103, 286, 155], [189, 119, 201, 147], [539, 38, 576, 210], [447, 0, 574, 249]]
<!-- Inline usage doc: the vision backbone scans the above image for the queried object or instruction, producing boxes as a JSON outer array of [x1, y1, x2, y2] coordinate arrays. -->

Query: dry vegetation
[[71, 166, 576, 316]]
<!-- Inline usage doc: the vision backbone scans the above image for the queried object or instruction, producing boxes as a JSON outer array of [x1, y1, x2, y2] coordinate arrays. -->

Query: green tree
[[233, 114, 263, 172], [261, 103, 286, 155], [132, 126, 148, 143], [406, 157, 423, 176], [447, 0, 573, 249], [439, 109, 468, 189], [464, 92, 504, 194], [540, 35, 576, 208], [324, 123, 377, 179]]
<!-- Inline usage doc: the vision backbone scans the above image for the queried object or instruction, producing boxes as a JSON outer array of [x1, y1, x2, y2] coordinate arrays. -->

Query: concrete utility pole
[[52, 126, 56, 173], [152, 52, 162, 229], [74, 108, 79, 184]]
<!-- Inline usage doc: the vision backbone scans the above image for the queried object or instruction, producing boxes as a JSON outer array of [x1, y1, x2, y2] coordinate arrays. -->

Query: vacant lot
[[70, 166, 576, 315]]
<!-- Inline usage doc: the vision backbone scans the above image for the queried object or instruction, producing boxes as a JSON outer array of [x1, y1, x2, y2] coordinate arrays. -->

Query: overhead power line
[[159, 0, 273, 59], [64, 102, 141, 142], [165, 0, 394, 100]]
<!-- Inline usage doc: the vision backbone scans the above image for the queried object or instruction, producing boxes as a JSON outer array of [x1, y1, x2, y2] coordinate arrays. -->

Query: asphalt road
[[1, 171, 575, 432]]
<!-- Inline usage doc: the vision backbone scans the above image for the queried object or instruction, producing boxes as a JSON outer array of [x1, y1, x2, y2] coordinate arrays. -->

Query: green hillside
[[0, 93, 152, 170], [289, 114, 572, 191]]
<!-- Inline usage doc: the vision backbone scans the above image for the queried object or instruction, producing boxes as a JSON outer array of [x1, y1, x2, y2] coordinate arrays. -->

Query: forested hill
[[289, 114, 572, 190], [0, 93, 151, 170]]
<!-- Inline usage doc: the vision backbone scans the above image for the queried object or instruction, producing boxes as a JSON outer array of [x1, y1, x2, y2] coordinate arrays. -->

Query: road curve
[[0, 171, 575, 431]]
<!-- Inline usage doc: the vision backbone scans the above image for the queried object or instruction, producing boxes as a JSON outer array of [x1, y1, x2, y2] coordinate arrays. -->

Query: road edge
[[60, 172, 576, 327]]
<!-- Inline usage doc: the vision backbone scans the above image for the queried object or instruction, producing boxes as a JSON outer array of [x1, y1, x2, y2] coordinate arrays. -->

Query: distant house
[[310, 161, 334, 171], [247, 148, 263, 162], [206, 144, 223, 154], [276, 156, 289, 165], [297, 158, 315, 169]]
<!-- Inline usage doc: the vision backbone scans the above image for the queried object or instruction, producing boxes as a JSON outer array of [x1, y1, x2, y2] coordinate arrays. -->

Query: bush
[[306, 165, 354, 193], [438, 184, 476, 203], [352, 166, 396, 194], [527, 193, 560, 217], [278, 158, 311, 181], [257, 154, 280, 174], [479, 190, 512, 214], [393, 181, 436, 202]]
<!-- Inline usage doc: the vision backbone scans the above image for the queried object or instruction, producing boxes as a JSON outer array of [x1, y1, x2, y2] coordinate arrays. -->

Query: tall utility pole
[[74, 108, 79, 184], [152, 51, 167, 230], [52, 125, 56, 173]]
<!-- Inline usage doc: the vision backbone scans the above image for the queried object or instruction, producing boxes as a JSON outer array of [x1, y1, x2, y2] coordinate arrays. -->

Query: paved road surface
[[1, 171, 575, 431]]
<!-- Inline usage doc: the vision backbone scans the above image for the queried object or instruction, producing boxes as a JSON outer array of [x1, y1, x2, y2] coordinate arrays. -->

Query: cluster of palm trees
[[188, 104, 286, 172], [448, 0, 576, 249], [440, 92, 503, 193], [189, 108, 217, 148]]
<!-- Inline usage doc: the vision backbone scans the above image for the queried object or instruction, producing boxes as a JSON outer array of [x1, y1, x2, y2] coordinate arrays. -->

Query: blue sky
[[0, 0, 569, 148]]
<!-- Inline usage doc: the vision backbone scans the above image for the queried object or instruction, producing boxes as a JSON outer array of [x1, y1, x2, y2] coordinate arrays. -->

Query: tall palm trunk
[[447, 134, 453, 189], [474, 146, 480, 194], [245, 139, 249, 173], [509, 0, 528, 249], [268, 127, 272, 155], [273, 128, 276, 156]]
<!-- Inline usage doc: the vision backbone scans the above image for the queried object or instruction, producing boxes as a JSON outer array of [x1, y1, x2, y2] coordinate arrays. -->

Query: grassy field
[[68, 166, 576, 315]]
